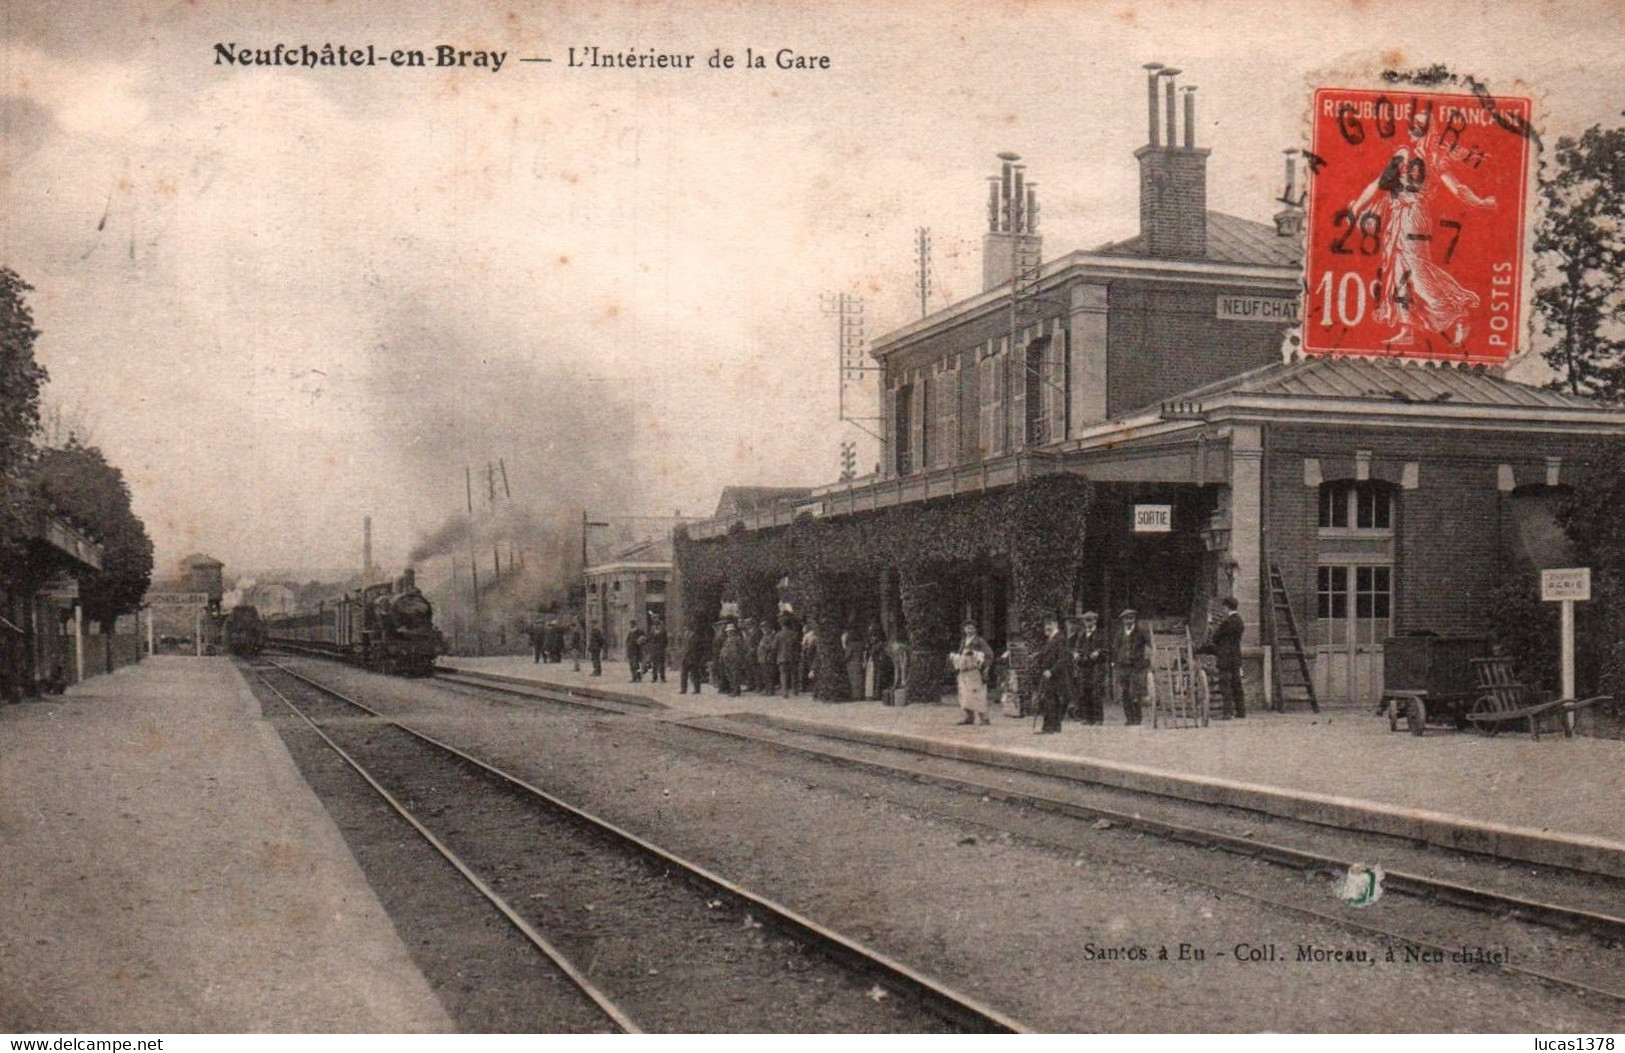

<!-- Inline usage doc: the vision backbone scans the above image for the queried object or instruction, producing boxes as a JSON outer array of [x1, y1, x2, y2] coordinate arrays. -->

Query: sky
[[3, 0, 1623, 580]]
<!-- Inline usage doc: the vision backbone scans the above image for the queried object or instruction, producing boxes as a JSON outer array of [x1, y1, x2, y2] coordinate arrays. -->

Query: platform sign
[[1133, 504, 1172, 533], [1542, 567, 1589, 725], [1541, 568, 1590, 603], [1304, 87, 1532, 363]]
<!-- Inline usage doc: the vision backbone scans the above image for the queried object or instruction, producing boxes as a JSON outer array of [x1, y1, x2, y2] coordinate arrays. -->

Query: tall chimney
[[1143, 62, 1163, 148], [1162, 68, 1180, 150], [982, 152, 1043, 291], [363, 515, 373, 581], [1134, 63, 1209, 259], [1274, 148, 1306, 238]]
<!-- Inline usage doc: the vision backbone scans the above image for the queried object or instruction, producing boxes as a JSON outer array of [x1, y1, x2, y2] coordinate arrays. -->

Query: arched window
[[1318, 480, 1394, 532]]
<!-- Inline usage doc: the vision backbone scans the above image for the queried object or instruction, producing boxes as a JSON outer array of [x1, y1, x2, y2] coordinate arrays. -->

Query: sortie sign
[[1133, 504, 1172, 533]]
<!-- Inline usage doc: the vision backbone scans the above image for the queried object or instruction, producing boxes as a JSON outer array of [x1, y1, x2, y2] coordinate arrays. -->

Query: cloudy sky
[[4, 0, 1622, 578]]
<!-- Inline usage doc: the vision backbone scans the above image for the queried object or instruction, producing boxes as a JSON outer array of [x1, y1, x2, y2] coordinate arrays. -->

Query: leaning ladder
[[1267, 563, 1320, 713]]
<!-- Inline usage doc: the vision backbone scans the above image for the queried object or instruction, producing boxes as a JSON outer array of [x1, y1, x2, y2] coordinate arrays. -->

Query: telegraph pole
[[915, 227, 932, 318], [821, 291, 882, 441]]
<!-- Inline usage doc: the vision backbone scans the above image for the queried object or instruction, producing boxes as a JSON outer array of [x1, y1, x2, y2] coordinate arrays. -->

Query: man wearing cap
[[1197, 596, 1247, 718], [951, 620, 994, 725], [1034, 616, 1072, 734], [1112, 609, 1151, 725], [1071, 611, 1107, 725]]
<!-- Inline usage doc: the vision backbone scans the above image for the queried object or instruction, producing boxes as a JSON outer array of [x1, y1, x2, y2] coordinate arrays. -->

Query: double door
[[1313, 563, 1392, 707]]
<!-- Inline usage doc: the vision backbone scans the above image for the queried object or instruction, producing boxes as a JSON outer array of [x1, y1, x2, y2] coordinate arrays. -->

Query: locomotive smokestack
[[1143, 62, 1164, 147]]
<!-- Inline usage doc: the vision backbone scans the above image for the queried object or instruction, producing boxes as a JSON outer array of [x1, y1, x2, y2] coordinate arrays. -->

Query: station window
[[1318, 563, 1393, 645], [1318, 481, 1393, 531]]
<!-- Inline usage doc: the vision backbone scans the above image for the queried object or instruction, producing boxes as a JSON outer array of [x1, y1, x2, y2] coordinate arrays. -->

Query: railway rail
[[416, 662, 1625, 1011], [249, 657, 1026, 1034]]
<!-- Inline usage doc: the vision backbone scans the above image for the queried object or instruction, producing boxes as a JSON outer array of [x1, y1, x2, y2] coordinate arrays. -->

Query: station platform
[[0, 656, 452, 1033], [442, 654, 1625, 880]]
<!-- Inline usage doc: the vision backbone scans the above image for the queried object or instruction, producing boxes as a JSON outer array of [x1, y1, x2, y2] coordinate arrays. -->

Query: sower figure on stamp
[[1197, 596, 1246, 718], [1034, 616, 1073, 734], [1112, 609, 1151, 726]]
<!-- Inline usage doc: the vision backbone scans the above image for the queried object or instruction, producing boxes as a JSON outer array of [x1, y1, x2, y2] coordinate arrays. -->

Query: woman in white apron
[[951, 621, 993, 725]]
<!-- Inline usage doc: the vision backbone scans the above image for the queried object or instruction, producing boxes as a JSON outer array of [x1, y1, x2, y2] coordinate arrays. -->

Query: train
[[263, 569, 444, 676], [221, 605, 266, 656]]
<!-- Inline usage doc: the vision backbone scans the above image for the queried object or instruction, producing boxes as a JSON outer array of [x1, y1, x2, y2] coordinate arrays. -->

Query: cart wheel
[[1471, 695, 1501, 736], [1406, 696, 1427, 736], [1386, 698, 1399, 733]]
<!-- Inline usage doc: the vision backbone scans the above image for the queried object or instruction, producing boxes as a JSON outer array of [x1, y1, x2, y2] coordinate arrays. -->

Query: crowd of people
[[547, 594, 1247, 730]]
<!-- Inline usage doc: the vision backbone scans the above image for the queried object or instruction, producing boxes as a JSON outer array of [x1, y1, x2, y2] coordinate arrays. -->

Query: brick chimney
[[982, 152, 1042, 291], [1273, 148, 1306, 238], [1134, 63, 1209, 259]]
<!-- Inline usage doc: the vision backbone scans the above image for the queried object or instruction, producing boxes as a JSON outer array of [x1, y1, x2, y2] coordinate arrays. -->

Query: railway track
[[249, 657, 1026, 1034], [418, 663, 1625, 1011]]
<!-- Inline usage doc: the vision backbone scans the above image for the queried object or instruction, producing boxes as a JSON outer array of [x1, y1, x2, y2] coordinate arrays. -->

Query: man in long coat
[[1112, 609, 1152, 726], [1198, 596, 1246, 718], [625, 624, 644, 683], [588, 625, 605, 677], [1070, 611, 1107, 725], [1033, 616, 1072, 734]]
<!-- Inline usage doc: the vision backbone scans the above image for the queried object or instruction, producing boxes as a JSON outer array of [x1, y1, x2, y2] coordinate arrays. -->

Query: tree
[[1534, 124, 1625, 399], [35, 440, 155, 633], [0, 268, 48, 561]]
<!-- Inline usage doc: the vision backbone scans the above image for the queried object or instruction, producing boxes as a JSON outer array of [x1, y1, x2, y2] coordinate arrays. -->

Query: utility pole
[[466, 465, 480, 648], [821, 291, 882, 441], [915, 227, 932, 318]]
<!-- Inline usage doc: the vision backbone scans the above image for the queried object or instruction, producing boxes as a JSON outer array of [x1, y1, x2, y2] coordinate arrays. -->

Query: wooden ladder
[[1267, 563, 1319, 713]]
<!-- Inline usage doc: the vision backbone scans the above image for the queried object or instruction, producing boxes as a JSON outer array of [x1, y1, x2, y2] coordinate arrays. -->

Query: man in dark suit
[[1033, 616, 1072, 734], [1112, 609, 1151, 726], [680, 619, 708, 694], [1071, 611, 1107, 725], [588, 625, 605, 677], [625, 624, 644, 682], [1198, 596, 1246, 718], [647, 621, 669, 683]]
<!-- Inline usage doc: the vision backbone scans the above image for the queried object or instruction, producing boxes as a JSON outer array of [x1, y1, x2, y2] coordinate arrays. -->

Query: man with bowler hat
[[1197, 596, 1246, 718], [1112, 609, 1151, 725], [1071, 611, 1107, 724], [1034, 616, 1072, 734]]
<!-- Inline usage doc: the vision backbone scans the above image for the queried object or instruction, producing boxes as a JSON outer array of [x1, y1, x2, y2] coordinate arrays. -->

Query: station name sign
[[1216, 295, 1299, 323], [1540, 568, 1590, 603], [1133, 504, 1172, 533]]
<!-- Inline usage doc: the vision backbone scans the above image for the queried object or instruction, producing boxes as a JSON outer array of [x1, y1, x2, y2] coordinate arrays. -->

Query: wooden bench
[[1466, 656, 1614, 740]]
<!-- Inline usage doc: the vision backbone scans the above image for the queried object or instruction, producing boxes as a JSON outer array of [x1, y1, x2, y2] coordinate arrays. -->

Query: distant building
[[585, 536, 673, 658]]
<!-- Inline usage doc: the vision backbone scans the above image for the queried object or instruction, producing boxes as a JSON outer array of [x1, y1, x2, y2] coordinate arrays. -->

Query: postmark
[[1304, 87, 1532, 363]]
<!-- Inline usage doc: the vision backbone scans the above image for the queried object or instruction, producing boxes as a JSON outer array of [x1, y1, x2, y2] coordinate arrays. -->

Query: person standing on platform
[[756, 619, 778, 695], [680, 620, 708, 694], [625, 624, 644, 683], [801, 623, 820, 693], [842, 629, 865, 701], [567, 622, 582, 672], [720, 624, 746, 696], [647, 620, 669, 683], [1072, 611, 1107, 724], [1197, 596, 1246, 718], [951, 621, 994, 725], [588, 625, 604, 677], [529, 621, 545, 664], [1034, 616, 1072, 733], [777, 616, 800, 698], [740, 619, 760, 693], [1112, 609, 1151, 726]]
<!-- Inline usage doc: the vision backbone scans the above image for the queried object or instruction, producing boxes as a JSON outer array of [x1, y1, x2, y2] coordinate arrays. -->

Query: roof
[[1159, 355, 1605, 413], [1097, 211, 1303, 268], [713, 486, 816, 519], [610, 535, 673, 564], [182, 553, 224, 568]]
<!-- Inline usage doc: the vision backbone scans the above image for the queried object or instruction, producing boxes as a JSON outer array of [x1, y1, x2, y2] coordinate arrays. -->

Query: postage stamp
[[1304, 87, 1533, 363]]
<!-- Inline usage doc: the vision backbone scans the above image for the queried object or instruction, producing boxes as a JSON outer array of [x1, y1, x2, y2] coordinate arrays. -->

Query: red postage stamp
[[1303, 87, 1533, 363]]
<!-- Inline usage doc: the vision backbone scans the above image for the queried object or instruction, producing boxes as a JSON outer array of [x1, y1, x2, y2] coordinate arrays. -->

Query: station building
[[0, 510, 105, 698], [672, 68, 1625, 708]]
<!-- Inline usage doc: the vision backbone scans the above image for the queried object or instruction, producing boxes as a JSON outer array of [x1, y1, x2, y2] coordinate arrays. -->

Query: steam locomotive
[[222, 605, 266, 656], [264, 569, 443, 676]]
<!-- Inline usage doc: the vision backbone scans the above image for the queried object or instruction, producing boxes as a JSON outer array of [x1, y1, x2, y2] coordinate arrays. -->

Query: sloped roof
[[611, 535, 673, 564], [1162, 355, 1603, 411], [1097, 210, 1303, 268], [713, 485, 815, 519]]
